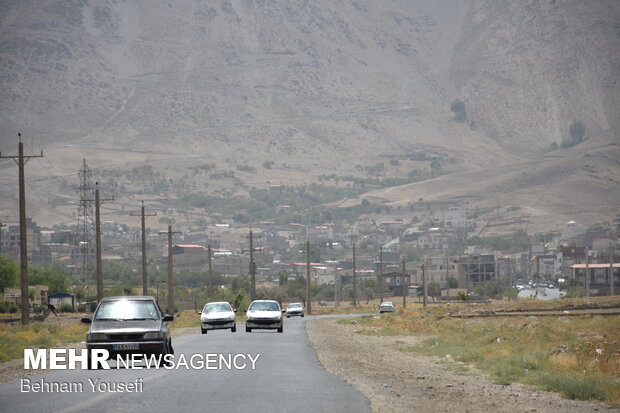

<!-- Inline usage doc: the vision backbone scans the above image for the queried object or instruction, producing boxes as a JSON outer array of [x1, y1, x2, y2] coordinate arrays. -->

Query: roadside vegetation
[[0, 320, 88, 363], [340, 296, 620, 406]]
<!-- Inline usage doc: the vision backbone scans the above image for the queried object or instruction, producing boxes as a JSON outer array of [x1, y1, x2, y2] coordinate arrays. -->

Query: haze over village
[[2, 1, 620, 412]]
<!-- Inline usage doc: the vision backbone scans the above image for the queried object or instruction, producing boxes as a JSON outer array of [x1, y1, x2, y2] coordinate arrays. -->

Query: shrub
[[60, 303, 74, 313]]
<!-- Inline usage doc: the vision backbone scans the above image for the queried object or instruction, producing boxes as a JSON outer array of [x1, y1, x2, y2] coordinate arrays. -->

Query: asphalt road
[[0, 317, 370, 413], [518, 287, 564, 300]]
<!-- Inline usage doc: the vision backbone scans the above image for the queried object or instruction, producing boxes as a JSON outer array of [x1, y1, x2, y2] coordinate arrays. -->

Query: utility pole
[[585, 248, 590, 298], [402, 257, 407, 309], [1, 135, 43, 326], [89, 183, 113, 303], [131, 201, 156, 295], [610, 247, 615, 296], [242, 230, 262, 301], [249, 230, 256, 301], [422, 261, 427, 310], [208, 244, 213, 298], [379, 245, 384, 303], [445, 255, 450, 300], [303, 240, 313, 315], [352, 243, 357, 306], [160, 224, 181, 315], [0, 222, 6, 254], [335, 272, 339, 306]]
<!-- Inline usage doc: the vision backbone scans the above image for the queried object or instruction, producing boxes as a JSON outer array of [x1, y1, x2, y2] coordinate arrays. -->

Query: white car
[[245, 300, 283, 333], [200, 301, 237, 334], [286, 302, 304, 318], [379, 301, 395, 313]]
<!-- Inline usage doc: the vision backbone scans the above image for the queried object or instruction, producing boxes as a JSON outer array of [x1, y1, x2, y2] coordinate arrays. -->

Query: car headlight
[[143, 332, 164, 339], [87, 333, 107, 341]]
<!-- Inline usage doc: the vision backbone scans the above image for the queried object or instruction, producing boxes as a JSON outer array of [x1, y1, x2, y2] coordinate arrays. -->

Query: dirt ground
[[306, 318, 619, 413]]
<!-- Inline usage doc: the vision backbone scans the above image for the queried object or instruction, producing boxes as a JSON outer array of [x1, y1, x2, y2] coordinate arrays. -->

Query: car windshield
[[249, 301, 280, 311], [94, 300, 160, 320], [288, 303, 302, 308], [204, 303, 232, 313]]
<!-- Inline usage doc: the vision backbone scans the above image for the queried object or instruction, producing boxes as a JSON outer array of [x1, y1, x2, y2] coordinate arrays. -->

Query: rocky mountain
[[0, 0, 618, 232]]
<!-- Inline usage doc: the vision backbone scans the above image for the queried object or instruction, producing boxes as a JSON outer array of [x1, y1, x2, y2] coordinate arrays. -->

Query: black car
[[82, 296, 174, 367]]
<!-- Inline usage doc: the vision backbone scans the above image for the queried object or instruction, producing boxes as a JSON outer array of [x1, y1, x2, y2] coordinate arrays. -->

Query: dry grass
[[0, 322, 89, 363], [349, 298, 620, 406]]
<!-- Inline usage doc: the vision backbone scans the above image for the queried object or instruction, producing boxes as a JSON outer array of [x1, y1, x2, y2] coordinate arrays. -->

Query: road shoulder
[[306, 318, 616, 413]]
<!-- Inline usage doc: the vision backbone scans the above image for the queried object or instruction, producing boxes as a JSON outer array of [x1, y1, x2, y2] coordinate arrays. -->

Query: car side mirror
[[81, 317, 92, 324], [163, 315, 174, 322], [282, 309, 286, 313], [197, 311, 201, 315], [233, 309, 237, 313]]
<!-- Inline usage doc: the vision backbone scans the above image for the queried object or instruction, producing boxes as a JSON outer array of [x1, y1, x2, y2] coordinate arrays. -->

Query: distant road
[[0, 318, 369, 413], [518, 287, 564, 300]]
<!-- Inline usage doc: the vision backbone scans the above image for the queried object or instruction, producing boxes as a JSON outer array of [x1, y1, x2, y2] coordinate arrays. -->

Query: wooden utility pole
[[379, 245, 384, 303], [0, 222, 6, 254], [422, 262, 427, 309], [208, 244, 213, 298], [585, 248, 590, 298], [131, 201, 156, 295], [445, 256, 450, 300], [610, 247, 615, 296], [402, 257, 407, 309], [1, 136, 43, 325], [92, 183, 113, 302], [249, 230, 256, 301], [305, 240, 312, 315], [160, 225, 181, 315], [352, 243, 357, 306]]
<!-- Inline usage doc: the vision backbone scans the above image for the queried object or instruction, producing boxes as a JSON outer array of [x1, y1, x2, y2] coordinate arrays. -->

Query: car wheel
[[201, 328, 207, 334], [246, 326, 251, 333], [286, 315, 290, 318], [277, 325, 283, 333], [301, 314, 304, 318], [231, 325, 236, 333]]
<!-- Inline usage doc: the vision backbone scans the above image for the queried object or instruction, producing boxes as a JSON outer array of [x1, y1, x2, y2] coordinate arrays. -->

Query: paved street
[[0, 318, 369, 413]]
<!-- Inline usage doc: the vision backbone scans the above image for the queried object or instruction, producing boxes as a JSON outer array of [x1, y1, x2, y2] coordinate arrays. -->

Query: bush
[[8, 304, 18, 314], [450, 99, 467, 123], [60, 303, 74, 313]]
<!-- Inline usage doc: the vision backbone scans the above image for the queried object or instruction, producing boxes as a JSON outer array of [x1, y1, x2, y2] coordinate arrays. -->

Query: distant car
[[245, 300, 283, 333], [200, 301, 237, 334], [379, 301, 395, 313], [81, 296, 173, 368], [286, 302, 304, 318]]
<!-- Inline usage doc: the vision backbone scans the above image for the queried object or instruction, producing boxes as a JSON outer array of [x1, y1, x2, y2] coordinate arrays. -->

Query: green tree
[[0, 254, 19, 292], [447, 277, 459, 289], [428, 282, 441, 299], [29, 265, 70, 294]]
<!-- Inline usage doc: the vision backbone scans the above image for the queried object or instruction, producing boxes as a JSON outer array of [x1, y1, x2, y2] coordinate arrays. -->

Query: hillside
[[0, 0, 618, 233]]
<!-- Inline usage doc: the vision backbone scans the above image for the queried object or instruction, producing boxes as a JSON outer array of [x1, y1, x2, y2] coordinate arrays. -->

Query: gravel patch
[[306, 318, 618, 413]]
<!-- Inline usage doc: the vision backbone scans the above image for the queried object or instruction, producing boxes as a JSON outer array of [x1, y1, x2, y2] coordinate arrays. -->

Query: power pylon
[[72, 159, 96, 285]]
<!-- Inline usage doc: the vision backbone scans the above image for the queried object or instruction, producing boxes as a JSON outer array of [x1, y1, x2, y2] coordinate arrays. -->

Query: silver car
[[200, 301, 237, 334], [286, 302, 304, 318], [379, 301, 395, 313], [245, 300, 283, 333]]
